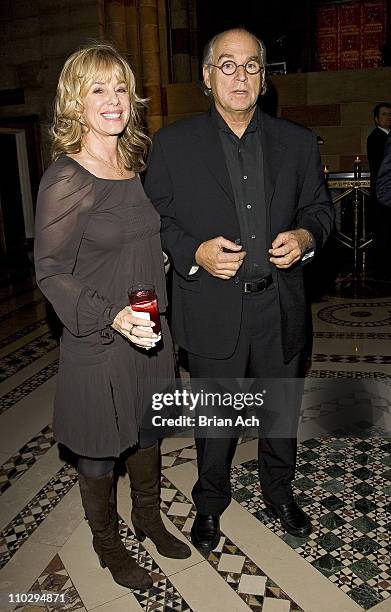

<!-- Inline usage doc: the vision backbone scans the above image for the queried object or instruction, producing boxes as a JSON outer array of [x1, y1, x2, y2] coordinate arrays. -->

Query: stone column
[[169, 0, 191, 82], [104, 0, 127, 52], [188, 0, 199, 81], [103, 0, 143, 102], [124, 0, 142, 89], [139, 0, 164, 133]]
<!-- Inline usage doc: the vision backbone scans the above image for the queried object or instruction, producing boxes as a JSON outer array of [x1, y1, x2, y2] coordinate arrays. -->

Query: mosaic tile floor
[[14, 555, 85, 611], [0, 463, 78, 569], [0, 425, 55, 495], [159, 474, 303, 612], [231, 436, 391, 610], [1, 270, 391, 611], [0, 360, 59, 416], [0, 333, 58, 383]]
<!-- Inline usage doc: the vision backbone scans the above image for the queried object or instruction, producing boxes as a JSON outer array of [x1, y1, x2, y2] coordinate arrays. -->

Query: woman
[[34, 43, 190, 591]]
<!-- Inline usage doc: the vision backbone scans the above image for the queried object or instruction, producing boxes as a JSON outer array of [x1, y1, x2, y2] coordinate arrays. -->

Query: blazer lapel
[[259, 111, 286, 208], [195, 111, 235, 203]]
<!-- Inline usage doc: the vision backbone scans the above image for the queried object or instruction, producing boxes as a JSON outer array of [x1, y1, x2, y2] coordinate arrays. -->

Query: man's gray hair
[[202, 28, 267, 97]]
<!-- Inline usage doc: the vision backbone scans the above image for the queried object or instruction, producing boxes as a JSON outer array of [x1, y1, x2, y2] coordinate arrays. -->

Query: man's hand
[[269, 229, 313, 269], [195, 236, 246, 279]]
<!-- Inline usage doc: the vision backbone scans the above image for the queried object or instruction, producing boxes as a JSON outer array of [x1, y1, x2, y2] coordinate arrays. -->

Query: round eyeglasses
[[208, 60, 264, 75]]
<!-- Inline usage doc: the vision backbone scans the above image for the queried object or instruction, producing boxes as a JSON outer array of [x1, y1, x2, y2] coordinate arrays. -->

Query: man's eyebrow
[[216, 53, 234, 62], [216, 53, 259, 62]]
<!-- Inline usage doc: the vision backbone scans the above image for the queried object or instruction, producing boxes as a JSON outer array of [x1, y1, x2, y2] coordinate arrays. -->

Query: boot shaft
[[125, 443, 161, 506], [79, 472, 114, 530]]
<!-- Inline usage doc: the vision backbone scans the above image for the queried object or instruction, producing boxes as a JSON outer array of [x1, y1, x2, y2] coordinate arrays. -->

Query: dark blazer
[[367, 127, 389, 185], [376, 136, 391, 207], [144, 108, 334, 362]]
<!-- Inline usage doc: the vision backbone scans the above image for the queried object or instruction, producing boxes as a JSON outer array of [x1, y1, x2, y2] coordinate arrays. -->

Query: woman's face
[[82, 73, 130, 139]]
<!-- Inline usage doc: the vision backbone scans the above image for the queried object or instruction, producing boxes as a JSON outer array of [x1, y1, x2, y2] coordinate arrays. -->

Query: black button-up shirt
[[212, 105, 271, 280]]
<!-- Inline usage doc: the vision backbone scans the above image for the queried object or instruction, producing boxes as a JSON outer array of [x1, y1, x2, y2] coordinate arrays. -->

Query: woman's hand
[[111, 306, 160, 349]]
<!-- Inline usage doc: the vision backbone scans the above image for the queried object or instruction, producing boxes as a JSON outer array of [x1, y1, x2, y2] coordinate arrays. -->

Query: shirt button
[[246, 204, 252, 209], [243, 175, 248, 180], [251, 234, 256, 239], [234, 277, 240, 284]]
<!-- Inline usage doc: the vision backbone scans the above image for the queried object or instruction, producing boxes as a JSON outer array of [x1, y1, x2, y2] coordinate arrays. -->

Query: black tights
[[77, 437, 157, 478], [78, 456, 115, 478]]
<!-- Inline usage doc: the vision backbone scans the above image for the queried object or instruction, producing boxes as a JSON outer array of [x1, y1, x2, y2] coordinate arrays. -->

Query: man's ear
[[203, 64, 211, 90]]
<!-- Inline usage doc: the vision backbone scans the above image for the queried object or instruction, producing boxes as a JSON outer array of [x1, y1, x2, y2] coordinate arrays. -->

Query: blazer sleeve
[[367, 129, 387, 179], [144, 132, 202, 279], [294, 132, 335, 251], [376, 137, 391, 207], [34, 161, 124, 336]]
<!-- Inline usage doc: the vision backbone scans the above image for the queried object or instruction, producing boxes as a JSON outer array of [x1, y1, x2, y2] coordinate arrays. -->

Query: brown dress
[[34, 155, 174, 457]]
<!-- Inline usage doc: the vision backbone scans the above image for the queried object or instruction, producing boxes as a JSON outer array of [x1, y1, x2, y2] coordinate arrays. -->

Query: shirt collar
[[378, 126, 390, 135], [212, 104, 260, 136]]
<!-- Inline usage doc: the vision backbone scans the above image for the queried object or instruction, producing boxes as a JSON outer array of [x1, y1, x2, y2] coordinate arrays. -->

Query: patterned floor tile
[[13, 529, 193, 612], [159, 474, 303, 611], [0, 456, 192, 609], [2, 277, 391, 611], [316, 302, 391, 328], [161, 445, 197, 469], [307, 370, 391, 383], [0, 360, 59, 416], [231, 436, 391, 610], [0, 425, 55, 495], [0, 333, 58, 383], [161, 436, 254, 469], [118, 519, 193, 611], [0, 319, 47, 350], [302, 398, 391, 430], [313, 354, 391, 364], [313, 332, 391, 339], [14, 554, 86, 611], [0, 464, 78, 569]]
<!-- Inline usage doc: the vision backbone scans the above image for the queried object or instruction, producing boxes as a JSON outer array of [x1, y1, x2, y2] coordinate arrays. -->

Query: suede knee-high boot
[[125, 444, 191, 559], [78, 472, 152, 589]]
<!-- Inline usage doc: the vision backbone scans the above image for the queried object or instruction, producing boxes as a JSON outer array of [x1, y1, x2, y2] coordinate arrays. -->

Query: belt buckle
[[243, 277, 269, 294], [243, 281, 252, 293]]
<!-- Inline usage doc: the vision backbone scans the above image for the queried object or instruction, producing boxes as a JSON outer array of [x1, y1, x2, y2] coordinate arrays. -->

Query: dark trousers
[[188, 284, 302, 515]]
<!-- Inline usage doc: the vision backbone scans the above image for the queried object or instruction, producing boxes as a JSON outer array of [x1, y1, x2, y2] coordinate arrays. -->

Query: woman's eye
[[116, 87, 127, 93], [92, 88, 103, 94]]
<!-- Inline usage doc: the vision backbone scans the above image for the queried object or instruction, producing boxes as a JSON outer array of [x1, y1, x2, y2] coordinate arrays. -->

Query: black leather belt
[[243, 275, 273, 294]]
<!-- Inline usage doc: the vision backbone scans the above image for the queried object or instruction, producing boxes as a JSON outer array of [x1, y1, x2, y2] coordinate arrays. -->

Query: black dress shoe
[[264, 500, 312, 537], [191, 514, 220, 552]]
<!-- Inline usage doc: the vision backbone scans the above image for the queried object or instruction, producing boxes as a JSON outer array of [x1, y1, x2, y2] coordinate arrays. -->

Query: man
[[376, 136, 391, 208], [145, 29, 334, 551], [366, 103, 391, 271], [367, 102, 391, 182]]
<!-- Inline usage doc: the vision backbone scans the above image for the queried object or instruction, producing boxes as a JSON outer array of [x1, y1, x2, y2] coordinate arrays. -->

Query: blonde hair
[[51, 43, 150, 172]]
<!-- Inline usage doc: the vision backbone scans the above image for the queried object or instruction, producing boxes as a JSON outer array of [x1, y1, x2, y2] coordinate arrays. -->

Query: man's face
[[375, 106, 391, 130], [203, 31, 263, 119]]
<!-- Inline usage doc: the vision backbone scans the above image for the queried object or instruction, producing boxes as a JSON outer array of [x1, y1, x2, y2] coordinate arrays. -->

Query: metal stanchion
[[327, 161, 373, 297]]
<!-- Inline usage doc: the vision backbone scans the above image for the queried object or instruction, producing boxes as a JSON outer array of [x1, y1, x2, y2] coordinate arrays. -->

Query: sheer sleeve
[[34, 158, 123, 336]]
